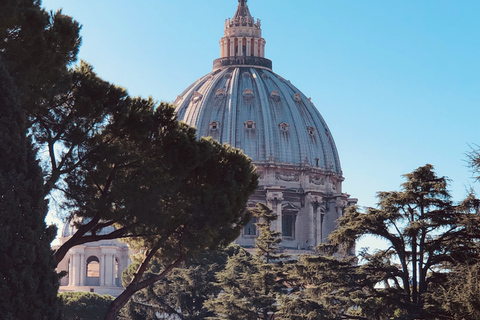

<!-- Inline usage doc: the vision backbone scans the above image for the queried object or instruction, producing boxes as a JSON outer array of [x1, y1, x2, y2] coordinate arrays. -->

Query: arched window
[[245, 120, 256, 130], [279, 122, 290, 132], [86, 256, 100, 286], [209, 121, 220, 131], [87, 256, 99, 277]]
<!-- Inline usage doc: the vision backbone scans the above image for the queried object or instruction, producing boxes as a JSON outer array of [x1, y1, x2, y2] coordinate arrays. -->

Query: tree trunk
[[103, 253, 185, 320]]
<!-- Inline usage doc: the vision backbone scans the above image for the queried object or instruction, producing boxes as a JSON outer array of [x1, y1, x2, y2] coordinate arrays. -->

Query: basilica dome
[[174, 1, 341, 174], [175, 0, 355, 251]]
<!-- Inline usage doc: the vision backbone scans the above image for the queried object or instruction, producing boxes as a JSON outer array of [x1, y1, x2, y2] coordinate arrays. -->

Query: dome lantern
[[215, 0, 271, 70]]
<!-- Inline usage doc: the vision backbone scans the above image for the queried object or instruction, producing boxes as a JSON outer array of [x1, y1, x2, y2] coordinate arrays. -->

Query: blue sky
[[42, 0, 480, 249]]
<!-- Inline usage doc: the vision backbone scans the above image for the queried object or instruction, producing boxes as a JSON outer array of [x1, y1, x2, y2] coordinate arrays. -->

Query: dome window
[[307, 126, 315, 136], [209, 121, 220, 131], [294, 93, 302, 102], [242, 72, 251, 78], [271, 90, 281, 102], [279, 122, 290, 132], [243, 88, 254, 100], [224, 73, 232, 79], [261, 73, 270, 80], [215, 89, 226, 99], [245, 120, 256, 130], [191, 91, 203, 103]]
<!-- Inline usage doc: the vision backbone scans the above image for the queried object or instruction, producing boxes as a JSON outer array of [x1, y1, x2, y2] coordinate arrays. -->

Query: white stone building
[[54, 221, 131, 297], [174, 0, 357, 251]]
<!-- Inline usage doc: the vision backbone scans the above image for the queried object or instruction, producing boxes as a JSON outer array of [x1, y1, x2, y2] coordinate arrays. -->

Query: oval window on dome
[[215, 89, 226, 99], [224, 73, 232, 79], [243, 88, 254, 100], [293, 93, 302, 102], [245, 120, 256, 130], [307, 126, 315, 136], [271, 90, 281, 102], [242, 72, 251, 78], [279, 122, 290, 132], [209, 121, 220, 131]]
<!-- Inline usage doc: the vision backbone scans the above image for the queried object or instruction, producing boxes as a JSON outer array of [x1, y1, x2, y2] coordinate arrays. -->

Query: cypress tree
[[0, 61, 59, 319]]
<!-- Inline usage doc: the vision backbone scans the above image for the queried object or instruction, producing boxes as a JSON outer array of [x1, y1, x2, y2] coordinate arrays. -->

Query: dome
[[174, 0, 341, 174], [60, 217, 116, 238], [174, 67, 341, 173]]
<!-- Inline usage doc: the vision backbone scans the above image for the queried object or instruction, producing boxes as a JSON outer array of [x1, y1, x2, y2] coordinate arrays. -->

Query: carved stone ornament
[[294, 93, 302, 102], [243, 88, 255, 100], [310, 175, 325, 185], [275, 172, 299, 182], [271, 90, 281, 102], [191, 91, 203, 103], [215, 88, 226, 99], [266, 192, 284, 203]]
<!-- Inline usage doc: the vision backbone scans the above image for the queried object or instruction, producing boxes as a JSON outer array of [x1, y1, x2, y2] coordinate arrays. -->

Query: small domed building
[[174, 0, 356, 251], [54, 219, 131, 297]]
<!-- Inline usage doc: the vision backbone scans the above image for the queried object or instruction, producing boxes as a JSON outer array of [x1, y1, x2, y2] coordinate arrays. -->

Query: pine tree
[[0, 62, 59, 319], [206, 204, 288, 320], [327, 164, 480, 319], [120, 248, 235, 320]]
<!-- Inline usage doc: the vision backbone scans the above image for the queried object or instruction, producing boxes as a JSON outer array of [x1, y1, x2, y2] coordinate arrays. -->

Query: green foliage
[[327, 164, 480, 319], [253, 203, 285, 262], [467, 145, 480, 182], [59, 292, 114, 320], [0, 62, 59, 319], [121, 247, 237, 319], [428, 262, 480, 320], [0, 0, 81, 112], [206, 204, 288, 320]]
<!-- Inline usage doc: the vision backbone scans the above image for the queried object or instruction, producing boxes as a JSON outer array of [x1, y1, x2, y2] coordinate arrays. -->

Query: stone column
[[101, 247, 117, 286], [69, 246, 85, 286], [306, 194, 322, 248], [79, 251, 86, 286], [223, 38, 229, 57], [230, 37, 235, 57], [246, 37, 252, 56], [100, 253, 105, 286], [238, 37, 244, 56], [266, 187, 285, 234], [68, 251, 77, 286], [253, 39, 259, 57], [260, 39, 266, 57]]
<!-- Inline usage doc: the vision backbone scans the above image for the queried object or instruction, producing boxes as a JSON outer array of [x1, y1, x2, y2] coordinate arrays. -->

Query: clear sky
[[42, 0, 480, 249]]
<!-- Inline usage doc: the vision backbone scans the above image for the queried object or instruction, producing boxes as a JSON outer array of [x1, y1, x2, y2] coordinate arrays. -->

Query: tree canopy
[[326, 164, 480, 319], [0, 60, 59, 319], [59, 292, 114, 320]]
